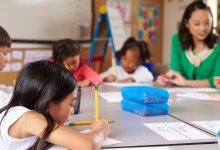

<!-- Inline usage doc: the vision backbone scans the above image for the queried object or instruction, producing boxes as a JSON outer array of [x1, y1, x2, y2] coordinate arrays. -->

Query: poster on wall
[[107, 0, 131, 22], [137, 3, 159, 44]]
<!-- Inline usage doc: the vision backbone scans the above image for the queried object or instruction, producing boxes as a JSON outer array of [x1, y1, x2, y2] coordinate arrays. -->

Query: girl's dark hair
[[139, 41, 152, 61], [178, 0, 218, 50], [115, 37, 151, 65], [0, 60, 77, 150], [52, 39, 80, 64], [0, 25, 11, 47]]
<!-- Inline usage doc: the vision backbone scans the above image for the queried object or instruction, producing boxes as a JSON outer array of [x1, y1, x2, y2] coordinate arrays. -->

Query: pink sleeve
[[81, 64, 103, 85]]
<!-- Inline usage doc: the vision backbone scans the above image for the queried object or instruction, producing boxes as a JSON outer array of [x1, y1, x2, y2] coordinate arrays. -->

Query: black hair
[[115, 37, 151, 65], [0, 60, 77, 150], [0, 25, 11, 47], [52, 39, 80, 65], [178, 0, 218, 50], [139, 40, 152, 62]]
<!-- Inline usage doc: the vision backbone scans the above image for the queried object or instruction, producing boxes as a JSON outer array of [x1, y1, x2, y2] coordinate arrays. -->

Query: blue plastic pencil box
[[121, 99, 169, 116], [121, 86, 170, 104]]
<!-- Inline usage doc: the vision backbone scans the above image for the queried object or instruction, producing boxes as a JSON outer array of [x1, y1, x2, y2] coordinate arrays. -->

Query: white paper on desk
[[48, 145, 67, 150], [103, 82, 150, 88], [144, 123, 189, 141], [81, 129, 122, 146], [192, 121, 220, 134], [177, 92, 220, 101], [166, 87, 219, 93], [99, 92, 123, 103], [165, 122, 213, 140], [103, 146, 171, 150]]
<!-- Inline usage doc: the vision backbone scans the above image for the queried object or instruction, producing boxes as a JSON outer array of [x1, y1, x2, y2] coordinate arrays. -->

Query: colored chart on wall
[[137, 3, 158, 44]]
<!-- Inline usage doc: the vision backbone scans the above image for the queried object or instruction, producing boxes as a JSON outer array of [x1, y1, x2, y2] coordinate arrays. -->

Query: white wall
[[162, 0, 194, 65]]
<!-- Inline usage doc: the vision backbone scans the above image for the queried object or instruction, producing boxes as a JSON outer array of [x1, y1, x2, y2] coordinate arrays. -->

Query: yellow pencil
[[69, 120, 114, 126], [95, 83, 99, 120], [112, 51, 116, 76], [64, 63, 69, 70]]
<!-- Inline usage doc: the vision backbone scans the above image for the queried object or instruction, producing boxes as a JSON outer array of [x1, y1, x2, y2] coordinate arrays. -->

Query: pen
[[69, 120, 114, 126], [95, 83, 99, 120]]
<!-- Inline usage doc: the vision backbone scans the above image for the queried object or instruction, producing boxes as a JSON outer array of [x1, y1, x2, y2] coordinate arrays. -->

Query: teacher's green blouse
[[170, 34, 220, 87]]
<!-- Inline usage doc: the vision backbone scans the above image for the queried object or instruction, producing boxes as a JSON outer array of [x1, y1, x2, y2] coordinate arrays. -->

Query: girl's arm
[[19, 111, 109, 150]]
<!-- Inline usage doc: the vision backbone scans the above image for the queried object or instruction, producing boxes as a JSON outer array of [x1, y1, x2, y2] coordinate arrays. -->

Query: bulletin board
[[0, 0, 93, 42], [0, 48, 53, 86], [134, 0, 164, 63]]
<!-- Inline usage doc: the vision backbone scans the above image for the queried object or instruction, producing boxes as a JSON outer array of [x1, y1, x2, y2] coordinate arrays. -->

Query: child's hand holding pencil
[[91, 119, 110, 138]]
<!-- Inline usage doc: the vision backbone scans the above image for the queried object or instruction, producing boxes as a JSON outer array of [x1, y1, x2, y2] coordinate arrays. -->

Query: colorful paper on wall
[[137, 3, 158, 44]]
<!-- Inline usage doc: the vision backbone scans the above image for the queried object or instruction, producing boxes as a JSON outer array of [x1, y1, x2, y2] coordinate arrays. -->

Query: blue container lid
[[121, 86, 170, 104]]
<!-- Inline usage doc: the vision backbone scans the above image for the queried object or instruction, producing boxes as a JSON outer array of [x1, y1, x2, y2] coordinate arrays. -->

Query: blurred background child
[[0, 25, 12, 109], [52, 39, 103, 87], [101, 37, 153, 83]]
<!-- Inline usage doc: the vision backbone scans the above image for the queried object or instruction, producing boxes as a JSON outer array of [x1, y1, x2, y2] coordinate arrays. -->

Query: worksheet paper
[[165, 122, 213, 140], [103, 147, 171, 150], [99, 92, 123, 103], [81, 129, 122, 146], [144, 122, 213, 141], [166, 87, 219, 93], [192, 121, 220, 134], [103, 82, 152, 88], [177, 92, 220, 101]]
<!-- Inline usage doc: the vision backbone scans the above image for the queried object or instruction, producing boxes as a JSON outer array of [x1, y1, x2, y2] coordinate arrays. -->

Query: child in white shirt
[[101, 37, 153, 83]]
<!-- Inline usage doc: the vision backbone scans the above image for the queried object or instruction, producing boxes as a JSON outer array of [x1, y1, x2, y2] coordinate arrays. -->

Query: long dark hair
[[178, 0, 218, 50], [52, 39, 80, 64], [0, 60, 77, 150]]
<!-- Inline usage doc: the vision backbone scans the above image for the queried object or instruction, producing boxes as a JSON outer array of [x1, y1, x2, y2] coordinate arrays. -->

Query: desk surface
[[169, 93, 220, 135], [68, 85, 217, 148]]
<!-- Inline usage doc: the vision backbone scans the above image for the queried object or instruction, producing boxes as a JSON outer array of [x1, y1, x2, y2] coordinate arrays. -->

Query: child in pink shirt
[[52, 39, 102, 87]]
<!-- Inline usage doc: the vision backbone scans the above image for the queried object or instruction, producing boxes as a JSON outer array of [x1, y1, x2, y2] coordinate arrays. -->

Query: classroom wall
[[162, 0, 194, 64]]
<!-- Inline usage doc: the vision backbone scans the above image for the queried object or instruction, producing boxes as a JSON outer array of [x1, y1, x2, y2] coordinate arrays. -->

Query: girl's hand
[[91, 119, 110, 138], [214, 76, 220, 89], [103, 75, 116, 82], [118, 77, 135, 83]]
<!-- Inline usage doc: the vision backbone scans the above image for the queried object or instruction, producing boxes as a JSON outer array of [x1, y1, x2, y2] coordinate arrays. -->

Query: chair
[[83, 55, 104, 73]]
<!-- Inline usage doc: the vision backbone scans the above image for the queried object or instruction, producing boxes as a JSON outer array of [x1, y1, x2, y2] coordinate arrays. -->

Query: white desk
[[68, 85, 217, 148]]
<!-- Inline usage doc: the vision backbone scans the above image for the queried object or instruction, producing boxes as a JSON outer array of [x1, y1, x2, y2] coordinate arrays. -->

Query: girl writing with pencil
[[156, 0, 220, 88], [52, 39, 103, 87], [101, 37, 153, 83], [0, 60, 110, 150]]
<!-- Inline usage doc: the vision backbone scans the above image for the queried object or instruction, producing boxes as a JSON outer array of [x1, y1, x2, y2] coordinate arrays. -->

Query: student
[[52, 39, 103, 87], [156, 0, 220, 87], [0, 25, 12, 109], [0, 25, 11, 71], [101, 37, 153, 83], [0, 60, 110, 150]]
